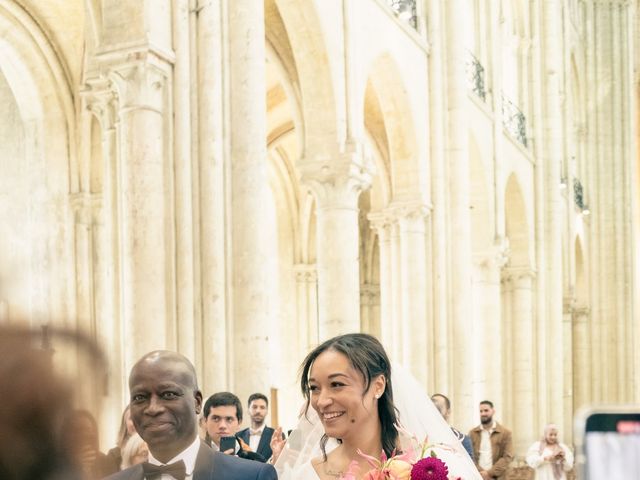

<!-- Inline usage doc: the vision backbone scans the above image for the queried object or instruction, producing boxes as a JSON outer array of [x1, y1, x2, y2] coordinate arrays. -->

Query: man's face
[[204, 405, 240, 446], [479, 403, 494, 425], [249, 399, 268, 426], [431, 396, 449, 421], [129, 356, 202, 462]]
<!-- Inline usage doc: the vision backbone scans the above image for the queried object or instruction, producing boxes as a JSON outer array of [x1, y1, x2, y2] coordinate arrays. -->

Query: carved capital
[[109, 62, 167, 114], [367, 211, 395, 239], [475, 237, 510, 269], [299, 143, 375, 210], [82, 77, 118, 129]]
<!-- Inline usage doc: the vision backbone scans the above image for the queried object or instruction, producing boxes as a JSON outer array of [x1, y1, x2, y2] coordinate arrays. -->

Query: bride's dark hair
[[299, 333, 399, 459]]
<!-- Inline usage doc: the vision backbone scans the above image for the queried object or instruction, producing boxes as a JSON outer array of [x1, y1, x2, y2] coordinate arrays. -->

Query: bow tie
[[142, 460, 187, 480]]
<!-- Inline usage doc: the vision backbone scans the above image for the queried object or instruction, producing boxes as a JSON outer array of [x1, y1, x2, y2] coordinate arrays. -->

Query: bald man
[[104, 351, 276, 480]]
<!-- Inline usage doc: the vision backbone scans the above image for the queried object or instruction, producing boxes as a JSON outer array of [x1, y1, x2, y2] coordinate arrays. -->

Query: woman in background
[[526, 424, 574, 480], [119, 434, 148, 470]]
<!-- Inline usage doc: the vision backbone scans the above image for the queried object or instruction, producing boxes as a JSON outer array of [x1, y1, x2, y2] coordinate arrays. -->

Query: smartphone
[[219, 435, 237, 453], [574, 406, 640, 480]]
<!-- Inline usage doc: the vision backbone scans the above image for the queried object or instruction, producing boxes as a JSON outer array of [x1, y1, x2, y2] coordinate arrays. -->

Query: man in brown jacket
[[469, 400, 513, 480]]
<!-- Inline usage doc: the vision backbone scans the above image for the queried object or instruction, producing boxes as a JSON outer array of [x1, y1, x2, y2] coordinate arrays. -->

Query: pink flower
[[410, 456, 449, 480], [362, 470, 387, 480]]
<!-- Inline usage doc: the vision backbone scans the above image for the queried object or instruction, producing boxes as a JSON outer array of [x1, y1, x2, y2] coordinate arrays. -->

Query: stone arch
[[504, 174, 531, 267], [271, 0, 338, 156], [0, 0, 76, 325], [365, 52, 419, 200]]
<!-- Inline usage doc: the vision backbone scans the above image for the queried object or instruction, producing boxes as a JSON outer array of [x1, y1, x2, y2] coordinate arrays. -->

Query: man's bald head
[[128, 350, 203, 463], [129, 350, 198, 390]]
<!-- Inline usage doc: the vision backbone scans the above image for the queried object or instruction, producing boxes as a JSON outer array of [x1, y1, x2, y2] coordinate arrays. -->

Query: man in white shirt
[[468, 400, 513, 480], [103, 350, 276, 480], [237, 393, 282, 462], [202, 392, 243, 454]]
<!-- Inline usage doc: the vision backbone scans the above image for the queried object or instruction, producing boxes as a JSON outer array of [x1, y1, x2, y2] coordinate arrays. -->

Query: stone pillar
[[360, 283, 380, 337], [394, 202, 430, 385], [368, 212, 394, 353], [541, 0, 565, 432], [302, 154, 372, 340], [446, 0, 474, 428], [196, 0, 228, 394], [472, 243, 508, 404], [228, 0, 271, 399], [509, 268, 536, 455], [572, 305, 591, 411], [294, 264, 319, 352], [109, 61, 171, 365]]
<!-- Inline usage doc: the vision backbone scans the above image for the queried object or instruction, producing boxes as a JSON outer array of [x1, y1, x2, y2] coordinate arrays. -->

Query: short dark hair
[[248, 393, 268, 407], [300, 333, 399, 459], [203, 392, 243, 423], [431, 393, 451, 410], [480, 400, 494, 408]]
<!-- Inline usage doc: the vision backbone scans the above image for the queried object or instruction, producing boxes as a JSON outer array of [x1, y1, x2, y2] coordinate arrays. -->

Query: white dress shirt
[[249, 425, 266, 452], [147, 436, 201, 480], [479, 422, 496, 471]]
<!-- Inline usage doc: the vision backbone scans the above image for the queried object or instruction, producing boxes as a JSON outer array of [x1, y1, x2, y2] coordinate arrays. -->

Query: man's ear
[[195, 390, 203, 415]]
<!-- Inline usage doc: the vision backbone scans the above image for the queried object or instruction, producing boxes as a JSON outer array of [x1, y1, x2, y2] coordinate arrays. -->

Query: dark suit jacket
[[102, 440, 277, 480], [236, 426, 277, 461]]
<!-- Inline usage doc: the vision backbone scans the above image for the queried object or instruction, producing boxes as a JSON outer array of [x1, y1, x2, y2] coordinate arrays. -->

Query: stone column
[[196, 0, 228, 393], [302, 154, 372, 340], [228, 0, 271, 399], [109, 61, 171, 365], [472, 243, 508, 403], [509, 268, 536, 455], [394, 202, 430, 385], [446, 0, 474, 428], [368, 212, 393, 352], [294, 264, 319, 353], [360, 283, 380, 337], [572, 305, 591, 411]]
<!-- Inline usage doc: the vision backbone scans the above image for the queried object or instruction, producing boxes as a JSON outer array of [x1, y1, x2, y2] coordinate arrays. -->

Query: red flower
[[410, 456, 449, 480]]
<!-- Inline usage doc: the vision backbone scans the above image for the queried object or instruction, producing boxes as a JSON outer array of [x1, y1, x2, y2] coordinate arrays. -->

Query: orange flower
[[386, 458, 412, 479]]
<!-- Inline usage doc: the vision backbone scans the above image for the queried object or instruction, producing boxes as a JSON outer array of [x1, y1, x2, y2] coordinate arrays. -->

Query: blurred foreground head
[[0, 324, 106, 480]]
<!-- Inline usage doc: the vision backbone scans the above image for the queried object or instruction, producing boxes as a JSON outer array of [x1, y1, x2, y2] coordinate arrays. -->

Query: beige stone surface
[[0, 0, 638, 459]]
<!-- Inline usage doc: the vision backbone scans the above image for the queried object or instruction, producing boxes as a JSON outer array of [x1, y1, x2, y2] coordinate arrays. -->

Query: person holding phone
[[202, 392, 243, 454], [526, 423, 574, 480]]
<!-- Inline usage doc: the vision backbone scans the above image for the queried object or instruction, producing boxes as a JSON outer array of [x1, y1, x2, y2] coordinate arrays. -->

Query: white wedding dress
[[275, 365, 482, 479]]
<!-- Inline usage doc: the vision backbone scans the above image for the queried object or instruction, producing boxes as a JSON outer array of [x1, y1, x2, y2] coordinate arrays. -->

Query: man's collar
[[148, 436, 201, 475], [250, 424, 266, 435]]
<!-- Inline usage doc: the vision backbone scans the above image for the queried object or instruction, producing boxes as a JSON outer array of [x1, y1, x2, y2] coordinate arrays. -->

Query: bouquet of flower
[[341, 433, 465, 480]]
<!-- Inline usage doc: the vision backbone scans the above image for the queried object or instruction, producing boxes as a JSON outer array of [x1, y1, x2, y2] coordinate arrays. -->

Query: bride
[[272, 333, 481, 479]]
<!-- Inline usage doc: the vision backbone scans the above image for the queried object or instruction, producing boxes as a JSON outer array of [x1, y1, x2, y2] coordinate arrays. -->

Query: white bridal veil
[[274, 364, 482, 479]]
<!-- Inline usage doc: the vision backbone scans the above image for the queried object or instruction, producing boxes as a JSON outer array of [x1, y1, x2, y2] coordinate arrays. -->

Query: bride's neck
[[340, 424, 384, 460]]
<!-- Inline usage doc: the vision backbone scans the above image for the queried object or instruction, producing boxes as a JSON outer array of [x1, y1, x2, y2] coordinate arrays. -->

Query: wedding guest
[[61, 410, 117, 479], [104, 350, 276, 480], [237, 393, 282, 462], [526, 424, 574, 480], [0, 323, 107, 480], [119, 434, 148, 469], [202, 392, 243, 455], [469, 400, 513, 480], [106, 406, 136, 472], [431, 393, 474, 458]]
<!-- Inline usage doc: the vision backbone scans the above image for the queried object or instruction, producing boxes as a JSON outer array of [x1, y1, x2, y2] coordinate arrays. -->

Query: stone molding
[[70, 192, 103, 225], [294, 263, 317, 283]]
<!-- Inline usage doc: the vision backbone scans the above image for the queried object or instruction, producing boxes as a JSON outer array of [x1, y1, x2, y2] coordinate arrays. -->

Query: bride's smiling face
[[308, 349, 384, 441]]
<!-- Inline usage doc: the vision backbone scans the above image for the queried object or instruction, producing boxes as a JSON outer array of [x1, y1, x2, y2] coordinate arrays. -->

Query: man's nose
[[145, 395, 165, 415]]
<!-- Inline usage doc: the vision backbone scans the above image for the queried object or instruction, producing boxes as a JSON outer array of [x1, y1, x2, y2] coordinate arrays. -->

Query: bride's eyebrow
[[328, 373, 349, 379]]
